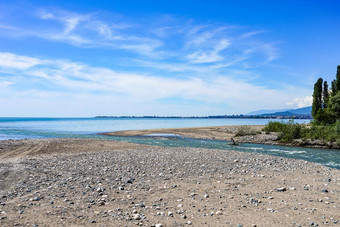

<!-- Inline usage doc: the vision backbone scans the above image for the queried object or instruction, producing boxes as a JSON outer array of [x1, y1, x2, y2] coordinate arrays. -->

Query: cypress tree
[[336, 65, 340, 92], [312, 78, 323, 117], [329, 92, 340, 121], [331, 79, 337, 94], [323, 81, 329, 108]]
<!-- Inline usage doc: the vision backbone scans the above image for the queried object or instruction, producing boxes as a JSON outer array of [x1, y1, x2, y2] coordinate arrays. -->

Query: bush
[[264, 120, 303, 142], [264, 120, 340, 144], [280, 122, 302, 142], [300, 123, 339, 142], [235, 125, 258, 136], [263, 121, 286, 133]]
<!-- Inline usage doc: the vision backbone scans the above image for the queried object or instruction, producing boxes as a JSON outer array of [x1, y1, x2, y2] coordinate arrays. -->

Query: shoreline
[[0, 123, 338, 150], [101, 125, 340, 150]]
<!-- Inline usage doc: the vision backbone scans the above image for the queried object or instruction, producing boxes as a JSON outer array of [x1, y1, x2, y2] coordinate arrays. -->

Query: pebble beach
[[0, 137, 339, 226]]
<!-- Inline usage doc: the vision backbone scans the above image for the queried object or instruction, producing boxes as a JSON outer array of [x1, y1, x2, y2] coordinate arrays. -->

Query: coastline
[[0, 138, 339, 226], [101, 125, 340, 149]]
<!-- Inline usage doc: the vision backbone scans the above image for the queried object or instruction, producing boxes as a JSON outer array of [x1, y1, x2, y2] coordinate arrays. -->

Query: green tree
[[314, 108, 334, 125], [312, 78, 323, 117], [336, 65, 340, 92], [323, 81, 329, 108], [329, 92, 340, 120], [331, 79, 337, 95]]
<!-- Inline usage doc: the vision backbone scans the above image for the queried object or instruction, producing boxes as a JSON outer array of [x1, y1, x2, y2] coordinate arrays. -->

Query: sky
[[0, 0, 339, 117]]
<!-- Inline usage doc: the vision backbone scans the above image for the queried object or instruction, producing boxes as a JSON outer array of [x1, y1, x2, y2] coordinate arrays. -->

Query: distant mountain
[[287, 106, 312, 115], [248, 106, 312, 116], [247, 109, 288, 115], [260, 106, 312, 116]]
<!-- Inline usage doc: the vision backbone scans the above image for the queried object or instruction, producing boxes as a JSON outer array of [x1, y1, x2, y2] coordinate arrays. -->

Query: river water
[[1, 117, 339, 169]]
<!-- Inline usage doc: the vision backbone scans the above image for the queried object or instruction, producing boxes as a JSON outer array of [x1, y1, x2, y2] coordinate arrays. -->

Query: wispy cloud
[[0, 51, 310, 115], [0, 7, 305, 116], [0, 52, 42, 69], [187, 39, 231, 63], [0, 8, 280, 67]]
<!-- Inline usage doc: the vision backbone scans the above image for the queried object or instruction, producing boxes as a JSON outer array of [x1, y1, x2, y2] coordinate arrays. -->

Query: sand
[[101, 125, 265, 140]]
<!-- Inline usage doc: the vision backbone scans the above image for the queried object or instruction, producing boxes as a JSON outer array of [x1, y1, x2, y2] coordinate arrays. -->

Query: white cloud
[[0, 9, 281, 67], [0, 80, 13, 87], [0, 52, 42, 69], [187, 39, 231, 63], [0, 8, 298, 116], [0, 24, 18, 30], [39, 12, 55, 19], [240, 30, 265, 38], [0, 51, 312, 116], [287, 96, 313, 108]]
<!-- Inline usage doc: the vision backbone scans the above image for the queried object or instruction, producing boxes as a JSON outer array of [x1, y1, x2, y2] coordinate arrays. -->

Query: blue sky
[[0, 0, 339, 117]]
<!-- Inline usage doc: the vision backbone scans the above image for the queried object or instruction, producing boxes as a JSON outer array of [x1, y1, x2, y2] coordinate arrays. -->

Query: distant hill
[[260, 106, 312, 117], [247, 109, 288, 115]]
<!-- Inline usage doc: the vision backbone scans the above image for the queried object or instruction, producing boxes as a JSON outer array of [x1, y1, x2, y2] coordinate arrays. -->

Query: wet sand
[[101, 125, 267, 141]]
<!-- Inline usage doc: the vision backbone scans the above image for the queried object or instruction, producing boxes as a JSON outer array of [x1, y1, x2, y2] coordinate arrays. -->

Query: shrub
[[263, 121, 286, 133], [264, 120, 303, 142], [280, 122, 302, 142], [302, 124, 338, 142], [235, 125, 258, 136], [264, 120, 340, 144]]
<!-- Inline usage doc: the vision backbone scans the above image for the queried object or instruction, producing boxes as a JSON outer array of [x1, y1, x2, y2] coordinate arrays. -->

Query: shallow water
[[108, 135, 340, 170], [2, 117, 339, 170]]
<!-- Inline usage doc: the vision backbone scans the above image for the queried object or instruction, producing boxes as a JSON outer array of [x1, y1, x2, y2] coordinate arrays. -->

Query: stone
[[276, 187, 286, 192], [133, 214, 141, 220], [216, 211, 223, 215], [249, 198, 259, 204], [32, 196, 41, 201]]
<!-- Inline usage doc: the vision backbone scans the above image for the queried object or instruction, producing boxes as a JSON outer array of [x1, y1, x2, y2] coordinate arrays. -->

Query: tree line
[[312, 65, 340, 125], [263, 65, 340, 146]]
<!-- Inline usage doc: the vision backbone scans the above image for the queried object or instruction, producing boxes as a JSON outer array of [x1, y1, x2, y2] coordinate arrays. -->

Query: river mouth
[[1, 127, 340, 170], [100, 134, 340, 170]]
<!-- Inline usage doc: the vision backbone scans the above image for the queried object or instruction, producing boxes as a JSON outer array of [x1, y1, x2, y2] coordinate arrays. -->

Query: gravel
[[0, 138, 339, 226]]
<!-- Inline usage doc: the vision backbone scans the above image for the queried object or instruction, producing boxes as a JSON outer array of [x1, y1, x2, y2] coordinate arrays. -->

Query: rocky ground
[[0, 138, 340, 226]]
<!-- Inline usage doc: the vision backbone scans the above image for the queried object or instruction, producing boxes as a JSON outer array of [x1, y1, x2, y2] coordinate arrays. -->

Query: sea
[[0, 117, 310, 140], [1, 117, 340, 170]]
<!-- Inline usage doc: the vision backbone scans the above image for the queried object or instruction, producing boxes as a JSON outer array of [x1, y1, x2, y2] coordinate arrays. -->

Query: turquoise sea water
[[1, 117, 340, 170]]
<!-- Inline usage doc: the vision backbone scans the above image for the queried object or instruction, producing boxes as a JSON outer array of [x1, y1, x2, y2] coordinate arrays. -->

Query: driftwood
[[230, 138, 239, 146]]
